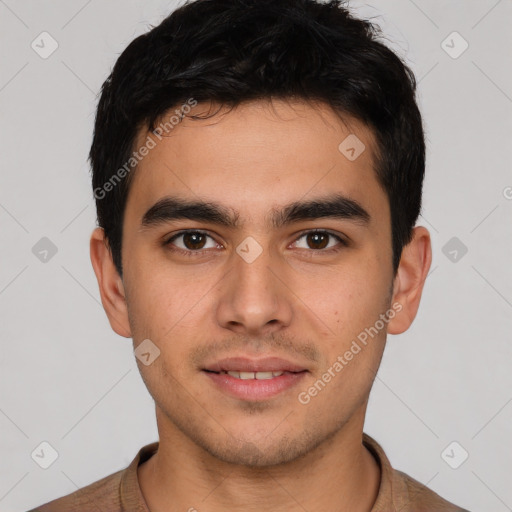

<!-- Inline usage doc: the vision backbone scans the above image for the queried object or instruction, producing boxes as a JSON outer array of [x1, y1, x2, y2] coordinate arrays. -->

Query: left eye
[[293, 231, 344, 250], [167, 231, 218, 251]]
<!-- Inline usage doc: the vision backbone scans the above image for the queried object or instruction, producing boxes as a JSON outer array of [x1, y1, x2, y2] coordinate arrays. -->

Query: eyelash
[[163, 229, 348, 257]]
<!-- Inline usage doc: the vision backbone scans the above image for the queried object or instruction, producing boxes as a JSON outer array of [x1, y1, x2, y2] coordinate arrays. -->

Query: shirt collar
[[363, 433, 410, 511], [120, 441, 158, 511]]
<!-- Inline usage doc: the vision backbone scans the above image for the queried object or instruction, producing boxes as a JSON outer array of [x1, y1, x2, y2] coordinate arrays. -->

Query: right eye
[[164, 230, 222, 255]]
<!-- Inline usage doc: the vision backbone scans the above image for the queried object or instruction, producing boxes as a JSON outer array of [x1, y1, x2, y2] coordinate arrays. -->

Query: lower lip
[[203, 371, 307, 400]]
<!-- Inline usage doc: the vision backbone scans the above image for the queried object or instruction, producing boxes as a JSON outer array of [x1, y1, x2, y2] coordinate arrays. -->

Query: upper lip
[[203, 357, 308, 373]]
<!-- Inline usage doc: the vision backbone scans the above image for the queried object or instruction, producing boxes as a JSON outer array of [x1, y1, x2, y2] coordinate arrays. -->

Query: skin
[[90, 99, 431, 512]]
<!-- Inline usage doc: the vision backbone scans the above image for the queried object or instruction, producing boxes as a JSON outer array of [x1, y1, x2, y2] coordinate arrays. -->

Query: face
[[115, 100, 399, 466]]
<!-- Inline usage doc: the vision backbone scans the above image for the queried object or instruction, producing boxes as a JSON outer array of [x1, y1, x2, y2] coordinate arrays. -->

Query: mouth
[[204, 370, 306, 380], [202, 357, 309, 400], [203, 356, 308, 374], [205, 370, 291, 380]]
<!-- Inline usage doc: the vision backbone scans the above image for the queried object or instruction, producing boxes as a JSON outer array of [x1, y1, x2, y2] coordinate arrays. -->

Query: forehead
[[125, 99, 387, 225]]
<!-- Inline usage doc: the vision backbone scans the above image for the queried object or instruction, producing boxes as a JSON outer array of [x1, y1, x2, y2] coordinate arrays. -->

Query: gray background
[[1, 1, 511, 511]]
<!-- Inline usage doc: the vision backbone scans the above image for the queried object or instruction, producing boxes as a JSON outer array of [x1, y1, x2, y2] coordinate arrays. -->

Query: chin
[[194, 426, 324, 468]]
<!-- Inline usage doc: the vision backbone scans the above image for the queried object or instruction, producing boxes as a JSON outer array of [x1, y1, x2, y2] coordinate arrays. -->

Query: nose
[[215, 245, 293, 336]]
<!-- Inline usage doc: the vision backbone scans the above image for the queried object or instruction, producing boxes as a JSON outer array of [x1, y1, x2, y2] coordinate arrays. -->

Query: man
[[29, 0, 470, 510]]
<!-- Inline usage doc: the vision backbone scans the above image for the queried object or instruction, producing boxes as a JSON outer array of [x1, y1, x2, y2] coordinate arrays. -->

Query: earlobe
[[89, 227, 132, 338], [387, 226, 432, 335]]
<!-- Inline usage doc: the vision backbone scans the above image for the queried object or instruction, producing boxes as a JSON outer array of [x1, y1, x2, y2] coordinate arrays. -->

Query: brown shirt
[[28, 433, 470, 511]]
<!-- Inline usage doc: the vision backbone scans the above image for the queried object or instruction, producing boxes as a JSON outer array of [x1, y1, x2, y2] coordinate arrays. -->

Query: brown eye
[[293, 230, 346, 251], [166, 231, 218, 252], [182, 232, 207, 250], [306, 232, 329, 249]]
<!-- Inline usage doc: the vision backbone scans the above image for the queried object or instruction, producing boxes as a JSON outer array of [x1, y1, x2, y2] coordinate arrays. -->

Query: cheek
[[125, 274, 219, 388], [125, 254, 213, 333], [297, 262, 389, 337]]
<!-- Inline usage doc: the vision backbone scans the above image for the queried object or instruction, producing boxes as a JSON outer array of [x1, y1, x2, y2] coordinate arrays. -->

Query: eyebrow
[[140, 193, 370, 230]]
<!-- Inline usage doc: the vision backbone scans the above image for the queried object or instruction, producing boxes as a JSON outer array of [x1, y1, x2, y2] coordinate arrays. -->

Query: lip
[[203, 370, 307, 400], [202, 357, 309, 401]]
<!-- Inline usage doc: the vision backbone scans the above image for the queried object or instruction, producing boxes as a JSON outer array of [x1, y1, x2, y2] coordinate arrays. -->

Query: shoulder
[[26, 442, 158, 512], [363, 433, 471, 512], [26, 468, 124, 512], [396, 469, 471, 512]]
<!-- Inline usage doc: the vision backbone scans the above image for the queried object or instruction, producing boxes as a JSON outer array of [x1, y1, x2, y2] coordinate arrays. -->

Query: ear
[[387, 226, 432, 335], [90, 227, 132, 338]]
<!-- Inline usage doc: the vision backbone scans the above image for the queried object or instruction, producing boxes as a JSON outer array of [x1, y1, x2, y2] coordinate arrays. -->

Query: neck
[[138, 407, 380, 512]]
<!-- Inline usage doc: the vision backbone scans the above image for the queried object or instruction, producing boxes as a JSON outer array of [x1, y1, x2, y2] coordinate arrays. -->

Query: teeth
[[225, 371, 285, 380], [255, 371, 273, 380]]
